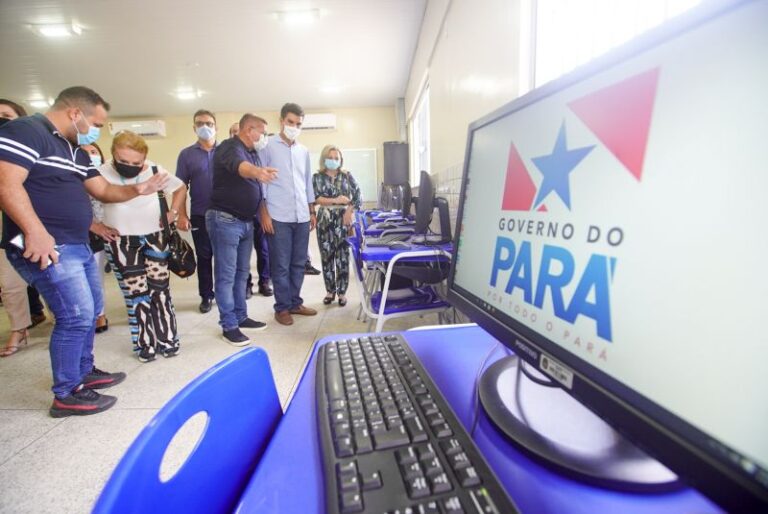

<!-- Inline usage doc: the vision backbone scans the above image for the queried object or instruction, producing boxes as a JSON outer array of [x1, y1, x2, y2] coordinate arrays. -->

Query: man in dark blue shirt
[[0, 86, 169, 417], [206, 114, 277, 346], [176, 109, 218, 313]]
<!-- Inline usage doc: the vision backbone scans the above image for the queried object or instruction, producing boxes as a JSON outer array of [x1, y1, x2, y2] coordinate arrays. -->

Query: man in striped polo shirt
[[0, 86, 169, 417]]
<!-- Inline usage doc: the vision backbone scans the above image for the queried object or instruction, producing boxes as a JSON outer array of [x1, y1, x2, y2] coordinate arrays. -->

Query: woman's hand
[[342, 210, 354, 228], [90, 222, 120, 242], [335, 195, 351, 205], [176, 213, 191, 231]]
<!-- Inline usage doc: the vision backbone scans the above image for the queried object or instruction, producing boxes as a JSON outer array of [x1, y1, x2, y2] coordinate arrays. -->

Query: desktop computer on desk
[[367, 171, 452, 249], [315, 1, 768, 512]]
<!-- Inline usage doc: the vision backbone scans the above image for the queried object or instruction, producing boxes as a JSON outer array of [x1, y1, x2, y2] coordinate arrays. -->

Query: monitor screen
[[447, 0, 768, 510]]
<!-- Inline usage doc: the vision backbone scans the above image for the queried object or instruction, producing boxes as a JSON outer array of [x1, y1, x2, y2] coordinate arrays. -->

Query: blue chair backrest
[[347, 236, 366, 283], [93, 348, 282, 514]]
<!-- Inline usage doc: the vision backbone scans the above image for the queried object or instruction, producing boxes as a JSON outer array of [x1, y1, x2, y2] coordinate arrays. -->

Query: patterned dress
[[312, 170, 363, 295]]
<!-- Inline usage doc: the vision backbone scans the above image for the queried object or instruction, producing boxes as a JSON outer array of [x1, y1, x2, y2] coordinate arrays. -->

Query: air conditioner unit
[[302, 113, 336, 131], [108, 120, 167, 137]]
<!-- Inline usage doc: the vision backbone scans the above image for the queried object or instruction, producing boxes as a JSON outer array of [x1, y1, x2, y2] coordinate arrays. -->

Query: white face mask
[[254, 133, 269, 151], [283, 124, 301, 141], [196, 125, 216, 141]]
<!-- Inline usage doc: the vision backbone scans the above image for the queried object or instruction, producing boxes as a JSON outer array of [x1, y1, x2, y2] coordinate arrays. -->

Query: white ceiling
[[0, 0, 427, 117]]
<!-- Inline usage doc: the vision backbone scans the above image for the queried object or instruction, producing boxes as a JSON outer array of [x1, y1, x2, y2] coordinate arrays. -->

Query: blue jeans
[[6, 244, 102, 398], [268, 220, 310, 312], [206, 209, 253, 331]]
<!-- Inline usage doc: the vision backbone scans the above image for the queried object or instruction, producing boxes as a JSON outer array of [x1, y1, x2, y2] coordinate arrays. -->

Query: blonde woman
[[312, 145, 362, 306], [99, 131, 186, 362]]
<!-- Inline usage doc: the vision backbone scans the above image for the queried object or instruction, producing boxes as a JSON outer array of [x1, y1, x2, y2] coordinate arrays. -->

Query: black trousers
[[190, 215, 214, 300]]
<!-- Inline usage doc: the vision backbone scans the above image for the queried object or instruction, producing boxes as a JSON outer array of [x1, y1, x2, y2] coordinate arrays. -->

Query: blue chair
[[93, 348, 282, 514]]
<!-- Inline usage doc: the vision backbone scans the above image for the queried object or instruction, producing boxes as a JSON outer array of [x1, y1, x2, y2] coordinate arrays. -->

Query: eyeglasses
[[194, 121, 215, 128]]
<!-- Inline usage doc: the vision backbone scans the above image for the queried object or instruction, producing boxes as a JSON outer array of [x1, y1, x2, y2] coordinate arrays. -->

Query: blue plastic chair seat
[[370, 286, 450, 315], [93, 347, 282, 514]]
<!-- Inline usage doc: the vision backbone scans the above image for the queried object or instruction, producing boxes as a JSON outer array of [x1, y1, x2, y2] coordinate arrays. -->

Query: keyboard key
[[372, 425, 410, 450], [340, 491, 363, 513], [361, 470, 383, 490], [429, 472, 452, 494], [418, 500, 440, 514], [433, 423, 453, 438], [354, 428, 373, 454], [427, 413, 445, 427], [337, 460, 357, 476], [405, 476, 430, 499], [340, 473, 360, 492], [423, 456, 443, 477], [456, 466, 481, 487], [335, 436, 354, 457], [402, 461, 424, 480], [396, 447, 418, 465], [325, 358, 344, 401], [417, 443, 436, 462], [405, 416, 428, 442], [440, 438, 463, 456], [442, 496, 465, 513], [449, 452, 471, 470]]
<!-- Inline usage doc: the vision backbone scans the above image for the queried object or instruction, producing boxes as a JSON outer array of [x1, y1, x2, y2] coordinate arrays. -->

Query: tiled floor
[[0, 235, 440, 513]]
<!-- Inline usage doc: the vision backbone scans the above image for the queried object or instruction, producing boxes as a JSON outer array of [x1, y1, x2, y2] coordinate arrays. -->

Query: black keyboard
[[366, 233, 412, 247], [316, 335, 518, 514]]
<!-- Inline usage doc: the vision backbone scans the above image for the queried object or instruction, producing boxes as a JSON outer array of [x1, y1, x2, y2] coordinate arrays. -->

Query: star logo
[[531, 122, 594, 210]]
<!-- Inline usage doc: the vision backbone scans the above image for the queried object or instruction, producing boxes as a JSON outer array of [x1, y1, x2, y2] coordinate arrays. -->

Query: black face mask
[[114, 161, 143, 179], [0, 117, 11, 127]]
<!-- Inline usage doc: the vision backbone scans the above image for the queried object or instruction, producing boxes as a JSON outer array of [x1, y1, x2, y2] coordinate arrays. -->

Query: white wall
[[405, 0, 527, 178]]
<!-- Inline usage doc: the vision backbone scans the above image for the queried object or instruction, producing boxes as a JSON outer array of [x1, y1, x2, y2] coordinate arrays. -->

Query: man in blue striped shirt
[[259, 103, 318, 325], [0, 86, 169, 417]]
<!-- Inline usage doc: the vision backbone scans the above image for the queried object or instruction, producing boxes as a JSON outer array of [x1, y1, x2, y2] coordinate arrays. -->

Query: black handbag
[[153, 166, 196, 278]]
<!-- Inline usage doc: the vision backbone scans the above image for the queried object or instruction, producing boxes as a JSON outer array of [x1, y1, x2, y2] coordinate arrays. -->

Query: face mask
[[0, 117, 11, 127], [89, 155, 102, 168], [196, 125, 216, 141], [114, 161, 143, 179], [325, 158, 341, 171], [283, 125, 301, 141], [73, 112, 100, 145], [254, 134, 269, 151]]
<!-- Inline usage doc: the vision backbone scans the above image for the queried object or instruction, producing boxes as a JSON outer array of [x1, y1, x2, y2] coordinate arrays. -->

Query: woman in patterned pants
[[99, 131, 187, 362], [312, 145, 362, 307]]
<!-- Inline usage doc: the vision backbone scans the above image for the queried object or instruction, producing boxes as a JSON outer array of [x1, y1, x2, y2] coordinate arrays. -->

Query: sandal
[[338, 295, 347, 307], [1, 329, 29, 357], [323, 293, 335, 305]]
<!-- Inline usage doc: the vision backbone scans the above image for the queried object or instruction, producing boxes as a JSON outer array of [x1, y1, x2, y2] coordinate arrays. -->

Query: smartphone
[[9, 233, 59, 266]]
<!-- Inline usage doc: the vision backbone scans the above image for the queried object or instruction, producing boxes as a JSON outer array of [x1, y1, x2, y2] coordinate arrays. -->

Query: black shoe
[[137, 347, 156, 363], [104, 263, 112, 274], [323, 293, 335, 305], [50, 386, 117, 418], [258, 284, 274, 297], [83, 367, 126, 390], [304, 264, 321, 275], [245, 286, 254, 300], [162, 347, 180, 358], [222, 328, 251, 346], [239, 318, 267, 331], [199, 297, 213, 313]]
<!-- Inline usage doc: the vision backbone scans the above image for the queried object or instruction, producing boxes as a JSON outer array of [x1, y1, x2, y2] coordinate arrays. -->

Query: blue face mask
[[325, 158, 341, 171], [89, 155, 102, 168], [73, 112, 101, 145]]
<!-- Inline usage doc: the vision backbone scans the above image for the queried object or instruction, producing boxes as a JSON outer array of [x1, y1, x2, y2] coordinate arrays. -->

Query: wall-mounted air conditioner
[[302, 113, 336, 131], [108, 120, 167, 137]]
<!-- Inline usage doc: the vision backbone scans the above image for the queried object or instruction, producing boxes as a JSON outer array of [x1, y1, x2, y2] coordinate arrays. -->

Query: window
[[533, 0, 702, 87], [409, 85, 430, 186]]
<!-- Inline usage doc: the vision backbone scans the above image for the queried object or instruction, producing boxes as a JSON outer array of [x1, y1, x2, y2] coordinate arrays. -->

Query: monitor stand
[[479, 355, 681, 492]]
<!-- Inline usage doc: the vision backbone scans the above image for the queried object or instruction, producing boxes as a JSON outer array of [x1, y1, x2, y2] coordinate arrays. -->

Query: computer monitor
[[412, 170, 451, 244], [401, 182, 413, 219], [447, 0, 768, 511], [413, 170, 434, 235]]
